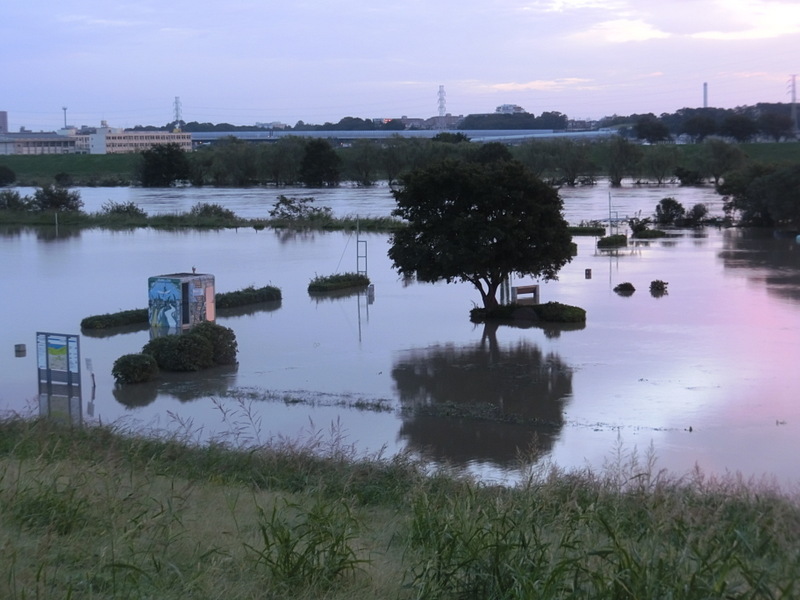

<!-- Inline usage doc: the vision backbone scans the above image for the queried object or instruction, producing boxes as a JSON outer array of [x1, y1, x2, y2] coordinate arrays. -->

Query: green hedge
[[142, 334, 215, 372], [308, 272, 370, 293], [81, 308, 148, 329], [82, 285, 282, 331], [215, 285, 282, 308], [470, 301, 586, 323], [597, 234, 628, 248], [111, 353, 159, 384]]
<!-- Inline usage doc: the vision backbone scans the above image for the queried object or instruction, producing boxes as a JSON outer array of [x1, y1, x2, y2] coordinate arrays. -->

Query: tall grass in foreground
[[0, 415, 798, 599]]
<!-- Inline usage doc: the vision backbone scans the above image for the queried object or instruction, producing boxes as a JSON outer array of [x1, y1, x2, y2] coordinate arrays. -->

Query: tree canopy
[[388, 159, 574, 310], [138, 143, 191, 187]]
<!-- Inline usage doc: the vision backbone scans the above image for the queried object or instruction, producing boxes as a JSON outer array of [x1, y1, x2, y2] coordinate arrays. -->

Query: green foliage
[[308, 272, 370, 293], [432, 132, 470, 143], [0, 189, 30, 211], [674, 166, 705, 186], [246, 498, 365, 592], [190, 321, 238, 365], [188, 202, 237, 220], [142, 333, 215, 372], [81, 308, 148, 329], [52, 172, 73, 187], [30, 185, 84, 212], [597, 234, 627, 248], [0, 164, 16, 185], [614, 282, 636, 294], [472, 301, 586, 324], [390, 159, 573, 310], [717, 162, 800, 227], [8, 477, 89, 535], [268, 195, 332, 222], [655, 197, 685, 225], [685, 203, 709, 225], [650, 280, 669, 296], [533, 301, 586, 322], [300, 139, 341, 187], [112, 353, 159, 384], [138, 142, 191, 187], [568, 225, 605, 236], [100, 200, 148, 218], [633, 115, 671, 143], [628, 216, 652, 236], [215, 285, 282, 308], [606, 136, 643, 186], [1, 418, 799, 599], [703, 138, 746, 185]]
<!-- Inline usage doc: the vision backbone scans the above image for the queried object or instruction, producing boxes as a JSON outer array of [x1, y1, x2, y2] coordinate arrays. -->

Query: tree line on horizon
[[128, 102, 796, 140]]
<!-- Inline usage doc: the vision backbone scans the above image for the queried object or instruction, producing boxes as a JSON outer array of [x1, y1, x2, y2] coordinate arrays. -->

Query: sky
[[2, 0, 799, 131]]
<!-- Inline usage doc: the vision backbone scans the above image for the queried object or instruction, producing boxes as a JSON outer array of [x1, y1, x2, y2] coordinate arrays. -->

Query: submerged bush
[[112, 353, 159, 384], [597, 233, 627, 248], [470, 301, 586, 323], [308, 272, 370, 293], [189, 202, 237, 220], [614, 282, 636, 295], [190, 321, 238, 365], [650, 280, 669, 297], [81, 308, 148, 329], [100, 200, 147, 218], [0, 189, 30, 211], [142, 333, 215, 372], [30, 185, 84, 212], [269, 195, 332, 221], [216, 285, 282, 308]]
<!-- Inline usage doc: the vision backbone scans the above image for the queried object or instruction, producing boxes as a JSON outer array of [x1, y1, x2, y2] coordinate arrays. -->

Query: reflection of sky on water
[[2, 182, 799, 485]]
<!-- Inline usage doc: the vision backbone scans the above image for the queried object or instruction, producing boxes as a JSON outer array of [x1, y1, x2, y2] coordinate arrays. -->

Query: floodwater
[[2, 182, 799, 486]]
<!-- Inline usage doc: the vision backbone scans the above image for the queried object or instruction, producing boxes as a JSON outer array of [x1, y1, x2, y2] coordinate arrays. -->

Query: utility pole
[[437, 85, 446, 130], [790, 75, 798, 135], [172, 96, 183, 132]]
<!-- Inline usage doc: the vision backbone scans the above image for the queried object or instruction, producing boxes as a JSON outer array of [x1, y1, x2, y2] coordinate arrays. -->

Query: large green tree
[[300, 139, 341, 187], [138, 143, 191, 187], [388, 159, 573, 310]]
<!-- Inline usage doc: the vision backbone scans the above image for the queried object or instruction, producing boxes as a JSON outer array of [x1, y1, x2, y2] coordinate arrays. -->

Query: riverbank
[[1, 417, 798, 599]]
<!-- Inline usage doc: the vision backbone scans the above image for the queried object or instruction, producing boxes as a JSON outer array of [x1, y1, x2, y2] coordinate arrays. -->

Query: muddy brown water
[[2, 182, 799, 485]]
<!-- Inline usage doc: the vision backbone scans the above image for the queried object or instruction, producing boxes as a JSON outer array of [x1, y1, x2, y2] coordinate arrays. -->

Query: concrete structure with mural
[[148, 272, 216, 333]]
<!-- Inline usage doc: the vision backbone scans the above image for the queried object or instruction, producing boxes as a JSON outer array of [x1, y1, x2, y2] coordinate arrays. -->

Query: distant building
[[0, 115, 192, 155], [495, 104, 526, 115], [0, 132, 78, 155], [63, 121, 192, 154]]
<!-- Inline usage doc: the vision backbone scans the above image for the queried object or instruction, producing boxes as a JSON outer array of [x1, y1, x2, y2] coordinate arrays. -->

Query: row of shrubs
[[81, 285, 282, 330], [111, 321, 238, 384], [307, 272, 370, 293], [470, 301, 587, 324]]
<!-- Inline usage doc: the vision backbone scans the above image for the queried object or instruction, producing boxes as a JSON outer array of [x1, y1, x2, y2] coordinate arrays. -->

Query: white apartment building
[[80, 122, 192, 154]]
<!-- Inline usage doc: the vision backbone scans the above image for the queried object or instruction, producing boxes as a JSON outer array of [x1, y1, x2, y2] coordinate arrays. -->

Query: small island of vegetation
[[308, 272, 371, 293]]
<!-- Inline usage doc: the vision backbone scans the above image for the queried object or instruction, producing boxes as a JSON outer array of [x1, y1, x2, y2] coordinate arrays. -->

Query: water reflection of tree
[[719, 229, 800, 302], [393, 323, 572, 466]]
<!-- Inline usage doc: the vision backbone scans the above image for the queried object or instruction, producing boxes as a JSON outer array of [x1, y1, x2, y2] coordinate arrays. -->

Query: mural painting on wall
[[149, 278, 180, 329], [190, 282, 208, 326]]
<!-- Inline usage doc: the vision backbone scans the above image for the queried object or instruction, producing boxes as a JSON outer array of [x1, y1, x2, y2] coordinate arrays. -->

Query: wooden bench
[[511, 284, 539, 304]]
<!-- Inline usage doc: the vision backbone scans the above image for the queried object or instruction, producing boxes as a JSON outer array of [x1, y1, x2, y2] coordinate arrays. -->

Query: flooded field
[[2, 182, 799, 485]]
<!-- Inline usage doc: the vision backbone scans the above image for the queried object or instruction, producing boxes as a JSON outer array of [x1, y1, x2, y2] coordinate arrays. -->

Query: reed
[[1, 416, 798, 599]]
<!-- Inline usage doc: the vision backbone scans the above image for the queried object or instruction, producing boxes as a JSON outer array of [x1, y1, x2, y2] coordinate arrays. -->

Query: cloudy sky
[[3, 0, 798, 131]]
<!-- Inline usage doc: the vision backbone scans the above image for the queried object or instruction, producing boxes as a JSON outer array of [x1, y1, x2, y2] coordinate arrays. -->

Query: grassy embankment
[[1, 416, 798, 599], [4, 142, 800, 188], [0, 154, 138, 186]]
